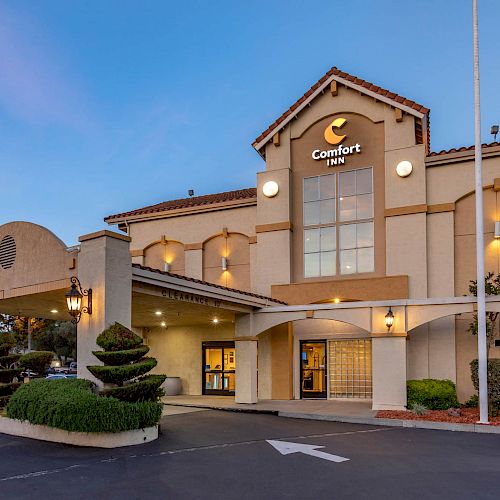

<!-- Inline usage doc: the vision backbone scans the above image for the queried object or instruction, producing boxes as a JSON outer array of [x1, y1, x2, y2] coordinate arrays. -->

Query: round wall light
[[262, 180, 279, 198], [396, 160, 413, 178]]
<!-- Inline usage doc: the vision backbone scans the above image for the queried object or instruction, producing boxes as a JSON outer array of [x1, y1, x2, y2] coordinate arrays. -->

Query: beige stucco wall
[[145, 323, 234, 395]]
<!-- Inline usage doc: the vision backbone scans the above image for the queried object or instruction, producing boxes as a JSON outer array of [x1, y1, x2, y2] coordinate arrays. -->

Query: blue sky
[[1, 0, 499, 244]]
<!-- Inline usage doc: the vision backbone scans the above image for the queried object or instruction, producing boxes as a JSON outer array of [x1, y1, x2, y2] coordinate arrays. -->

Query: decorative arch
[[143, 238, 185, 275]]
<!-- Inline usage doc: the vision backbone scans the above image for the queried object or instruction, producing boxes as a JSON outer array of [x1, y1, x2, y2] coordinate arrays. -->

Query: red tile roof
[[133, 264, 287, 305], [427, 141, 500, 157], [252, 66, 430, 151], [105, 188, 257, 222]]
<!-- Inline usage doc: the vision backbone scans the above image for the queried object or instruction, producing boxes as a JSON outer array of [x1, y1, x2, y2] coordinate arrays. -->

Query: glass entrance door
[[202, 342, 236, 396], [300, 341, 327, 399]]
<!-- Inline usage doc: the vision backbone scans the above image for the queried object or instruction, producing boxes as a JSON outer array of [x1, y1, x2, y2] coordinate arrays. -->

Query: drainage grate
[[0, 235, 16, 269]]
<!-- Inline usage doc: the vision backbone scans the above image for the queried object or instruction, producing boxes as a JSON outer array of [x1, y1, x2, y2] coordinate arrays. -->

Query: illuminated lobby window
[[304, 167, 374, 277]]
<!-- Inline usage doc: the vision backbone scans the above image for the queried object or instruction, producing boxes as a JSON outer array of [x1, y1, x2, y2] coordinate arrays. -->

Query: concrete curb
[[164, 402, 278, 415], [278, 412, 500, 434], [0, 416, 159, 447]]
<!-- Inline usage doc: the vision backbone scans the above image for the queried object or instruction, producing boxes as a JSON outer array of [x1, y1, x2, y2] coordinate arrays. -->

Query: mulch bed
[[376, 407, 500, 426]]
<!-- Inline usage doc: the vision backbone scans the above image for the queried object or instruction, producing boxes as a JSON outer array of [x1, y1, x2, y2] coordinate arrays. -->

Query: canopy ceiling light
[[65, 277, 92, 324], [384, 307, 394, 331], [262, 180, 279, 198], [396, 160, 413, 178]]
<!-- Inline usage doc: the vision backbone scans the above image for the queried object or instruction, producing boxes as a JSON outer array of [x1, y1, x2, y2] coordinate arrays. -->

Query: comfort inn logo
[[312, 117, 362, 166]]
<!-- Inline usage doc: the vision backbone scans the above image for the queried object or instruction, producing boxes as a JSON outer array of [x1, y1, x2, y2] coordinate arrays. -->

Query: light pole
[[472, 0, 489, 424]]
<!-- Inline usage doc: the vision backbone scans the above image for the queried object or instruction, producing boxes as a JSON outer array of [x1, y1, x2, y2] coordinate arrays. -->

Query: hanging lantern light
[[385, 307, 394, 331], [65, 277, 92, 324]]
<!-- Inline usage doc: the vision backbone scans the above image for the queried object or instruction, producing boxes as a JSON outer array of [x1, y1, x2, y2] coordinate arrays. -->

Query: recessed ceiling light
[[160, 321, 166, 327], [333, 298, 340, 304], [50, 309, 58, 314], [212, 318, 219, 324], [155, 311, 162, 316]]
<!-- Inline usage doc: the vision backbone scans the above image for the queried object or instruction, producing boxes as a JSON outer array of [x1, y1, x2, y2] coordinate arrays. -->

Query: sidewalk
[[162, 395, 500, 434]]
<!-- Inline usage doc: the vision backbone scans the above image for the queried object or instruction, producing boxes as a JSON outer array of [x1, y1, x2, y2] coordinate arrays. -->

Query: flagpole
[[472, 0, 489, 424]]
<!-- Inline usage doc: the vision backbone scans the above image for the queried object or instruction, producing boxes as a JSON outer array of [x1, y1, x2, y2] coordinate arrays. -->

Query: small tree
[[87, 323, 166, 402], [468, 272, 500, 359], [0, 332, 21, 407], [18, 351, 54, 377]]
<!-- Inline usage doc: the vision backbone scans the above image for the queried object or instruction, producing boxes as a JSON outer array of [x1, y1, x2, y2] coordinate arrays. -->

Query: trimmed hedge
[[6, 378, 162, 433], [0, 369, 21, 384], [470, 359, 500, 410], [87, 358, 157, 385], [96, 323, 143, 352], [0, 333, 15, 357], [19, 351, 54, 375], [0, 382, 21, 397], [407, 379, 460, 410], [102, 374, 166, 402], [92, 346, 150, 366], [0, 354, 21, 368]]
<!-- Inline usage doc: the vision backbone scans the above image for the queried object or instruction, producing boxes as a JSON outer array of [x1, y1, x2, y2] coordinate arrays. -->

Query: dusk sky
[[1, 1, 500, 245]]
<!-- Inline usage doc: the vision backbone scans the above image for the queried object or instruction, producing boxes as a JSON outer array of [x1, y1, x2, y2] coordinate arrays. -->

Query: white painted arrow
[[266, 440, 349, 463]]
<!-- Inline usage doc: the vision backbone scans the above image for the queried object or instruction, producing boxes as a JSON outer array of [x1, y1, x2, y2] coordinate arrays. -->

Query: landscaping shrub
[[92, 345, 150, 365], [88, 323, 165, 401], [96, 323, 143, 352], [407, 379, 460, 410], [470, 359, 500, 410], [102, 375, 166, 402], [6, 378, 162, 432], [0, 332, 21, 407], [19, 351, 54, 375], [87, 358, 157, 385], [464, 394, 479, 408]]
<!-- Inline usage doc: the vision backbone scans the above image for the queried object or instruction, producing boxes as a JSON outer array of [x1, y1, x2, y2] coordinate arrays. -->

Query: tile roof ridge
[[428, 141, 500, 157], [132, 263, 287, 305], [105, 187, 257, 222]]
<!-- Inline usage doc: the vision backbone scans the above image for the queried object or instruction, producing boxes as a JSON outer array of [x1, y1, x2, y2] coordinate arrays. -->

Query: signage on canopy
[[311, 117, 362, 166]]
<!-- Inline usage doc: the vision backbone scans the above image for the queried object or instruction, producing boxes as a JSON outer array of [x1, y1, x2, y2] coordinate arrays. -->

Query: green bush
[[87, 358, 157, 386], [470, 359, 500, 410], [0, 354, 21, 368], [0, 369, 21, 384], [0, 332, 15, 357], [102, 374, 166, 402], [0, 382, 21, 397], [6, 379, 162, 432], [19, 351, 54, 375], [464, 394, 479, 408], [407, 379, 460, 410], [96, 323, 143, 352], [92, 346, 150, 366]]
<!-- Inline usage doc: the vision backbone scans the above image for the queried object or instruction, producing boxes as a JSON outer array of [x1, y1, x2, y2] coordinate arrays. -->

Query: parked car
[[45, 373, 77, 380]]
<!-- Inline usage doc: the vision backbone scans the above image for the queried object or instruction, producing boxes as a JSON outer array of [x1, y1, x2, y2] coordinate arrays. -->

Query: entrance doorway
[[202, 342, 236, 396], [300, 340, 327, 399]]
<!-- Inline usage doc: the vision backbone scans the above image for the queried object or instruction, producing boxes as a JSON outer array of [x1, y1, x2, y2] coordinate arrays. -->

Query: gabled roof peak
[[252, 66, 430, 153]]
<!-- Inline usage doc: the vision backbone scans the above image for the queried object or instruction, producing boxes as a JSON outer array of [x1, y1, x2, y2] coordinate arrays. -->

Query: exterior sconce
[[396, 160, 413, 178], [495, 221, 500, 238], [65, 276, 92, 324], [262, 180, 279, 198], [221, 257, 228, 271], [385, 307, 394, 331], [164, 262, 171, 272]]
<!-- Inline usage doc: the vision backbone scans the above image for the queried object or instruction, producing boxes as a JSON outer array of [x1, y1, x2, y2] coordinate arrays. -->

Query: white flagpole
[[472, 0, 489, 424]]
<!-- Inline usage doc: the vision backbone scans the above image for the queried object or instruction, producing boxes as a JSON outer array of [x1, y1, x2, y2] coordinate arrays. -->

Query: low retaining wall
[[0, 416, 158, 447]]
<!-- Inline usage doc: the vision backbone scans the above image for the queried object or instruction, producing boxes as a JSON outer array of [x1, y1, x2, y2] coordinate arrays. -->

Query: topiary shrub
[[88, 323, 166, 401], [0, 332, 21, 408], [407, 379, 460, 410], [6, 378, 162, 432], [19, 351, 54, 376], [470, 359, 500, 411]]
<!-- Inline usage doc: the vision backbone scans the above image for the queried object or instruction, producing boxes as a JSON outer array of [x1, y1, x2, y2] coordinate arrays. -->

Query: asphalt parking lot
[[0, 409, 499, 500]]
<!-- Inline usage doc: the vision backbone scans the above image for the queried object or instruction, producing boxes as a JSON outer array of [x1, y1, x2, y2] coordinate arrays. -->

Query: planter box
[[0, 416, 158, 448]]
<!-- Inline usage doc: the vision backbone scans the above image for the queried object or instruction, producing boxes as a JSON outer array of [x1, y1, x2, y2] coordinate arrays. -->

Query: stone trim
[[79, 230, 131, 243], [184, 242, 203, 251], [255, 221, 293, 233], [384, 204, 427, 217], [427, 202, 455, 214]]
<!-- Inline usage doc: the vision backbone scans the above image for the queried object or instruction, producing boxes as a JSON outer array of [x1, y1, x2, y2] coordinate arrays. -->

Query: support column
[[235, 340, 258, 403], [371, 336, 407, 410], [77, 230, 132, 385]]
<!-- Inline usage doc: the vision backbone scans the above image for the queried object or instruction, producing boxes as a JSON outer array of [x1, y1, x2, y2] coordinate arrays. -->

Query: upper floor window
[[303, 167, 374, 278]]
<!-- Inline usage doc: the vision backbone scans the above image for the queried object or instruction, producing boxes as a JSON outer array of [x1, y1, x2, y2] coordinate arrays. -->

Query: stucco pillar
[[184, 248, 203, 280], [235, 339, 258, 403], [76, 230, 132, 385], [371, 336, 407, 410]]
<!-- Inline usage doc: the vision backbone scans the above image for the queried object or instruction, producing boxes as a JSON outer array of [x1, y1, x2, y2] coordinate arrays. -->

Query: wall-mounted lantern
[[384, 307, 394, 331], [65, 276, 92, 324], [495, 221, 500, 238], [262, 180, 279, 198], [164, 262, 171, 272], [221, 257, 228, 271]]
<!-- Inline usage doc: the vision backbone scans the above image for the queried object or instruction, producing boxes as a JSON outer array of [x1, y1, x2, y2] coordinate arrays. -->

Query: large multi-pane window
[[303, 167, 374, 278]]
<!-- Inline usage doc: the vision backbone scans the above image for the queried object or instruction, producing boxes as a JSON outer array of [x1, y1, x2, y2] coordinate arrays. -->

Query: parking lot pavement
[[0, 410, 499, 500]]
